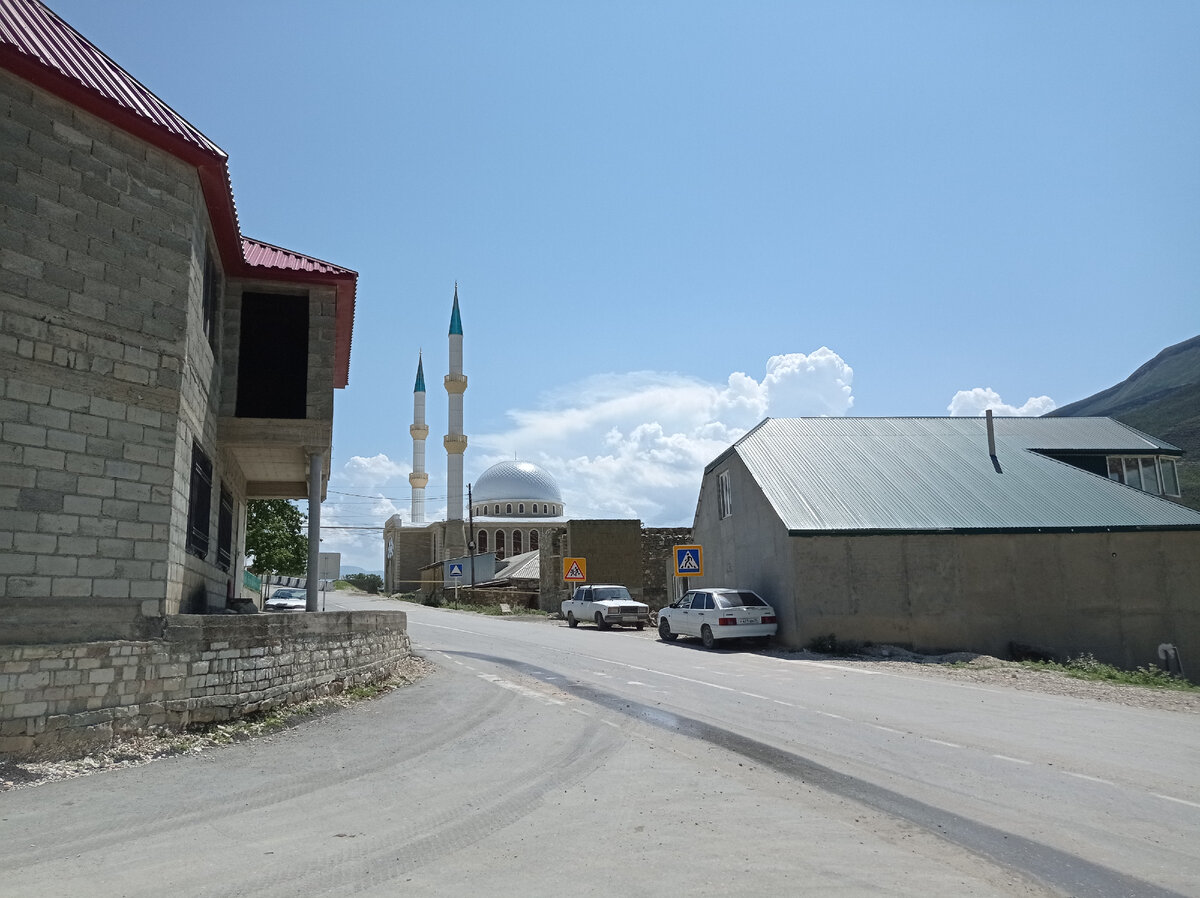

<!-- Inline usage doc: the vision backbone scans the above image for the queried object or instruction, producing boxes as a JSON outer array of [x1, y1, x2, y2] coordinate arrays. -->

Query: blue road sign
[[674, 545, 703, 577], [448, 562, 464, 578]]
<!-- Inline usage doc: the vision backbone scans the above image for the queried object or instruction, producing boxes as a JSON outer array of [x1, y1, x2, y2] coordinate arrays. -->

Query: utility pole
[[467, 483, 476, 589]]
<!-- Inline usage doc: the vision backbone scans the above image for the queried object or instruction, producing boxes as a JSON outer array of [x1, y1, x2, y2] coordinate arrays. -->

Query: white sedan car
[[561, 584, 650, 630], [264, 587, 307, 612], [657, 588, 777, 648]]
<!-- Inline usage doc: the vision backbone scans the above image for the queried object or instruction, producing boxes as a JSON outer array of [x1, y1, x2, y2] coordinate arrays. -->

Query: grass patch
[[1020, 653, 1197, 691]]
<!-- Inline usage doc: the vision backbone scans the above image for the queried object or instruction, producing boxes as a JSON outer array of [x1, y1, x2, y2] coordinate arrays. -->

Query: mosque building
[[381, 286, 570, 595]]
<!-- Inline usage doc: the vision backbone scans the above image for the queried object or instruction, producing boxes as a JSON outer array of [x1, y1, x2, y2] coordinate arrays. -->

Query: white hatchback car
[[657, 588, 777, 648]]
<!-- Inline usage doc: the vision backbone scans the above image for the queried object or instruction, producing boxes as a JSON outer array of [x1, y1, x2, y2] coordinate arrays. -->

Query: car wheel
[[635, 623, 644, 631], [658, 618, 678, 642], [567, 611, 577, 628], [700, 624, 716, 649], [595, 611, 609, 630]]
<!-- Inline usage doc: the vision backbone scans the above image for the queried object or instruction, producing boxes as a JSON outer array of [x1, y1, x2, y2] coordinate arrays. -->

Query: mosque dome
[[472, 460, 563, 518]]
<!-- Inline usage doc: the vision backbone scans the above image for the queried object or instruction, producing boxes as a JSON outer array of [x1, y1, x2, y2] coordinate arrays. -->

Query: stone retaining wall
[[0, 610, 410, 758]]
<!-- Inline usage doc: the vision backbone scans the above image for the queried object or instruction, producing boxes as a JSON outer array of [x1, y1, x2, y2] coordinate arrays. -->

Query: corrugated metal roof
[[726, 417, 1200, 534], [242, 237, 357, 277], [0, 0, 224, 158]]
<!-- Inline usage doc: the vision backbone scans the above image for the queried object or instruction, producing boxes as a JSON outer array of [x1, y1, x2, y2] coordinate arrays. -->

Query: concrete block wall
[[641, 527, 692, 609], [0, 67, 241, 618], [0, 610, 411, 758]]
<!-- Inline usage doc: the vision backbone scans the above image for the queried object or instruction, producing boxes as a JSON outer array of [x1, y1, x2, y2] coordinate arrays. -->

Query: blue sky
[[49, 1, 1200, 570]]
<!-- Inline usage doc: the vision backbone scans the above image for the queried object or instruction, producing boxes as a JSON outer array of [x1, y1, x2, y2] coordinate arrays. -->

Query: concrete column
[[307, 450, 322, 612]]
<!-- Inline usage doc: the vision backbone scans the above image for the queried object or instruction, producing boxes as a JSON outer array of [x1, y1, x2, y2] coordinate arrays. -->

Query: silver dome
[[473, 460, 563, 504]]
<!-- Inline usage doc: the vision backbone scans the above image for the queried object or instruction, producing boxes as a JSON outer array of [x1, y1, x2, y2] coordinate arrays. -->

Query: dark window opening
[[477, 529, 488, 553], [216, 486, 234, 571], [495, 530, 506, 560], [203, 246, 221, 351], [236, 292, 309, 418], [187, 443, 213, 559], [529, 530, 539, 551], [513, 530, 522, 555]]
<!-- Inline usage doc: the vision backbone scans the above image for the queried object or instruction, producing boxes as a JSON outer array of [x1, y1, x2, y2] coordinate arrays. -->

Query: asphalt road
[[2, 598, 1197, 897]]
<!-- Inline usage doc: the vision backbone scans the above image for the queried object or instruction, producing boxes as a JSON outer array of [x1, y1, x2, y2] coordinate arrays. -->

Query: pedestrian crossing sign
[[563, 557, 587, 582], [448, 562, 464, 578], [674, 545, 703, 577]]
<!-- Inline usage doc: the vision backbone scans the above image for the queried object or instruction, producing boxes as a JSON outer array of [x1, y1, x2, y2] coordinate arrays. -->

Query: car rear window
[[716, 592, 768, 608]]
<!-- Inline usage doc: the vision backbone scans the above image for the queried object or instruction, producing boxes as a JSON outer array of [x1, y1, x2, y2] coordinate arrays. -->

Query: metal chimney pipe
[[986, 409, 996, 456]]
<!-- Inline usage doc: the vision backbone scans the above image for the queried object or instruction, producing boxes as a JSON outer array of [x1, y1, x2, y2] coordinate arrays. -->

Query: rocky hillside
[[1046, 335, 1200, 512]]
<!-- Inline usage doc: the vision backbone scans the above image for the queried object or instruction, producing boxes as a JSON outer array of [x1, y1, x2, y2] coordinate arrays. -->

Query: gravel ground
[[770, 644, 1200, 714], [3, 639, 1194, 792]]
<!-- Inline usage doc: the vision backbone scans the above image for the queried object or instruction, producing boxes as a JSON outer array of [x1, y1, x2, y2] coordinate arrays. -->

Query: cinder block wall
[[566, 520, 644, 599], [0, 67, 218, 614], [0, 611, 411, 758], [642, 527, 692, 609]]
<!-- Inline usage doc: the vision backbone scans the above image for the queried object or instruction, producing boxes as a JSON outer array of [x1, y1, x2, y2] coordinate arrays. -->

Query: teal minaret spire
[[409, 352, 429, 523]]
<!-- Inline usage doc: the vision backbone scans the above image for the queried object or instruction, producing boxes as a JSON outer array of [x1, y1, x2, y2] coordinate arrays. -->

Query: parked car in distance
[[562, 584, 650, 630], [657, 588, 777, 648], [264, 587, 308, 612]]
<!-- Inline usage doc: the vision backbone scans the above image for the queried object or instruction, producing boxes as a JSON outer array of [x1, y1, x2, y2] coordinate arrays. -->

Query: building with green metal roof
[[691, 416, 1200, 668]]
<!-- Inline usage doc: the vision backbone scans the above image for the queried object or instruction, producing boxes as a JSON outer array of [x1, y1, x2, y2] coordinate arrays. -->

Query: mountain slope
[[1046, 335, 1200, 511]]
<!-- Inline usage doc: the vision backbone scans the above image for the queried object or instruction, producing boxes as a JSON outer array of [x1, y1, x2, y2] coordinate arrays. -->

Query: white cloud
[[946, 387, 1057, 417], [475, 348, 855, 527]]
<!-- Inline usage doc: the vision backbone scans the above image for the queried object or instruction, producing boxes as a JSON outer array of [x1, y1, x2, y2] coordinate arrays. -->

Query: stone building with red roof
[[0, 0, 357, 633]]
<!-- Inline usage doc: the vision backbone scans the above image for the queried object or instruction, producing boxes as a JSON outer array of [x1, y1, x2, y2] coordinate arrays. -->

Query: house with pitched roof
[[0, 0, 356, 637], [691, 416, 1200, 668]]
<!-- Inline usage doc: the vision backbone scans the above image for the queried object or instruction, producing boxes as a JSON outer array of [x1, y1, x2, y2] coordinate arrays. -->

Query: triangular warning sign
[[678, 551, 699, 572], [565, 561, 584, 580]]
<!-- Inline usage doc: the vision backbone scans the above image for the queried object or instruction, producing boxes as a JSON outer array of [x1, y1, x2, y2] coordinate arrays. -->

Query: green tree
[[246, 500, 307, 578], [345, 573, 384, 595]]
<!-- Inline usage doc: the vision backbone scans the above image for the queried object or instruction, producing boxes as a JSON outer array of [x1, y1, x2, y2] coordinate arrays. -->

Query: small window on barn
[[1123, 458, 1143, 491], [216, 486, 234, 571], [1140, 458, 1161, 494], [187, 443, 213, 559], [717, 470, 732, 519], [1161, 458, 1180, 497], [1107, 457, 1123, 483]]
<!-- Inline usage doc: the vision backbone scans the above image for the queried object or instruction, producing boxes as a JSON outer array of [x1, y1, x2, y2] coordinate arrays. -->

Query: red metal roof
[[242, 238, 357, 277], [0, 0, 224, 158], [0, 0, 357, 387]]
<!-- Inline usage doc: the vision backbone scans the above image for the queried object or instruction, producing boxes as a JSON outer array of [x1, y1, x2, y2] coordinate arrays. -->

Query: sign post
[[448, 561, 464, 609]]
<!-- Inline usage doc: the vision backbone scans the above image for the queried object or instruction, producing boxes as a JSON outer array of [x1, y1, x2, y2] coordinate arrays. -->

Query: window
[[494, 505, 500, 515], [1140, 458, 1160, 494], [186, 443, 212, 559], [513, 530, 522, 554], [529, 530, 539, 551], [1162, 458, 1181, 497], [506, 503, 513, 514], [518, 503, 525, 514], [216, 486, 233, 571], [477, 529, 488, 553], [717, 470, 732, 519], [495, 530, 506, 560], [202, 245, 221, 351]]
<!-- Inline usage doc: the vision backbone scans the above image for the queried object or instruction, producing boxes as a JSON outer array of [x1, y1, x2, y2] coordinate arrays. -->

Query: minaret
[[408, 352, 429, 524], [443, 284, 468, 557]]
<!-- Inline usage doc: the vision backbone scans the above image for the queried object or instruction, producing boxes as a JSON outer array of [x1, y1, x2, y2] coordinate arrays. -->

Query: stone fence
[[0, 611, 410, 759]]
